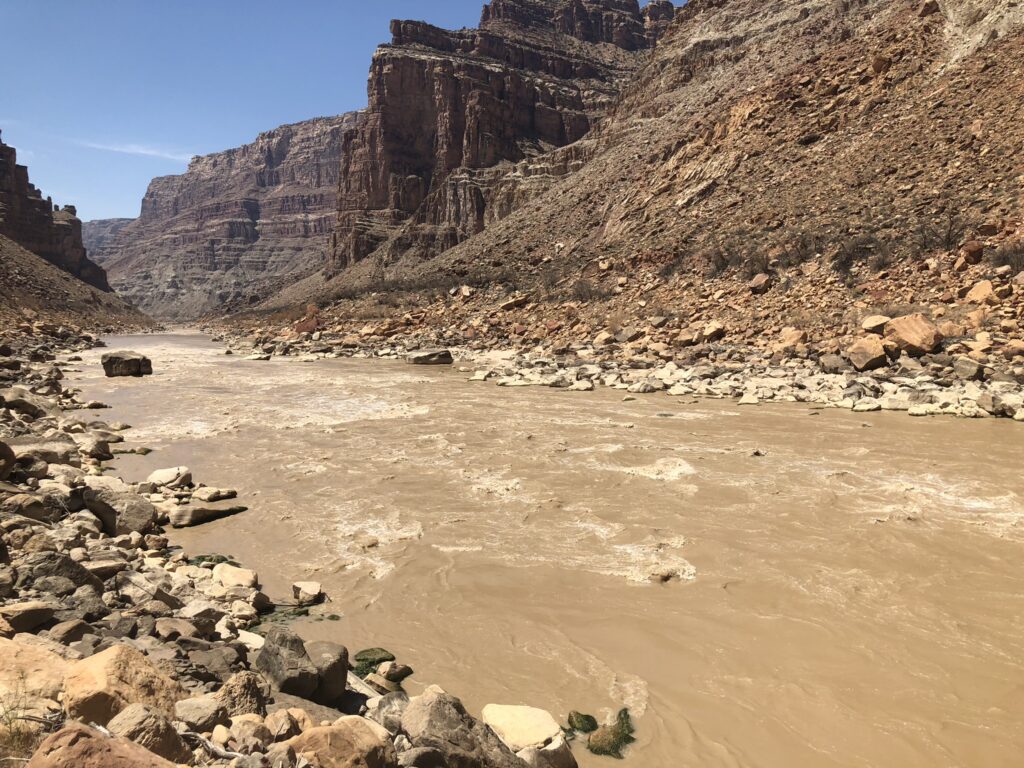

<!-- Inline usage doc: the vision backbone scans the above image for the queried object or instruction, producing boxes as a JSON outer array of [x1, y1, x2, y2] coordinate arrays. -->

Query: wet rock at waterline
[[100, 351, 152, 378], [587, 709, 636, 759], [406, 349, 454, 365]]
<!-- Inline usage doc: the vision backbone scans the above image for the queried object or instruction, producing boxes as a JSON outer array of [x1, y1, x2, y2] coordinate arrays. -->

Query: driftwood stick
[[181, 730, 246, 760]]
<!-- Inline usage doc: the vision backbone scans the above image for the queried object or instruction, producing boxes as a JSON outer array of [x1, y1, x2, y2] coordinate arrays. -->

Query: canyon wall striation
[[86, 113, 362, 318], [327, 0, 677, 275]]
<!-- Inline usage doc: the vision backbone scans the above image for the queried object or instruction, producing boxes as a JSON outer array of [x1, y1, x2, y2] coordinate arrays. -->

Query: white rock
[[212, 563, 258, 589], [146, 466, 192, 488], [292, 581, 324, 605], [481, 704, 561, 753]]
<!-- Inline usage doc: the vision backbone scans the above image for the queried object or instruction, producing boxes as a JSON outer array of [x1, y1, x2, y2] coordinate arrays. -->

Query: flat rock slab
[[169, 503, 247, 528]]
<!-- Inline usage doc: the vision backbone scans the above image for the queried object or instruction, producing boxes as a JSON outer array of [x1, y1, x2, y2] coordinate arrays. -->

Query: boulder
[[0, 601, 55, 633], [0, 637, 69, 703], [292, 581, 324, 606], [212, 562, 259, 589], [8, 434, 78, 465], [26, 722, 175, 768], [965, 279, 999, 305], [145, 467, 191, 489], [701, 321, 725, 342], [0, 440, 15, 480], [481, 704, 562, 752], [860, 315, 891, 334], [305, 640, 350, 706], [517, 733, 576, 768], [282, 718, 397, 768], [168, 504, 247, 528], [748, 273, 771, 294], [174, 695, 230, 732], [62, 644, 185, 725], [214, 670, 269, 717], [587, 709, 635, 759], [100, 352, 152, 378], [82, 477, 157, 535], [885, 314, 944, 356], [255, 626, 319, 698], [107, 703, 192, 763], [406, 349, 454, 366], [847, 337, 888, 371], [402, 686, 524, 768]]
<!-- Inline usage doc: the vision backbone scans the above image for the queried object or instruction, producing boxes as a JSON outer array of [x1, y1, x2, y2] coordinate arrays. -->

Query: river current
[[69, 333, 1024, 767]]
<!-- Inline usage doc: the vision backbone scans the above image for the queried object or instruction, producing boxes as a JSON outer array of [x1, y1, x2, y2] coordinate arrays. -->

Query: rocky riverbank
[[0, 325, 604, 767], [214, 307, 1024, 423]]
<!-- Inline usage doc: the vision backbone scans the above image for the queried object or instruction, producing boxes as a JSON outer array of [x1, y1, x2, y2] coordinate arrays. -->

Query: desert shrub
[[913, 208, 967, 256], [742, 251, 772, 279], [778, 229, 825, 267], [658, 248, 688, 279], [990, 241, 1024, 273], [833, 234, 885, 278], [572, 279, 610, 303]]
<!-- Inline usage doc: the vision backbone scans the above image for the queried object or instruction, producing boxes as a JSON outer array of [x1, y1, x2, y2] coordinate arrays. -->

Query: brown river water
[[68, 333, 1024, 767]]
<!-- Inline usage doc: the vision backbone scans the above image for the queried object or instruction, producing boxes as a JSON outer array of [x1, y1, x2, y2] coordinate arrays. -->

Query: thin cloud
[[76, 140, 194, 163]]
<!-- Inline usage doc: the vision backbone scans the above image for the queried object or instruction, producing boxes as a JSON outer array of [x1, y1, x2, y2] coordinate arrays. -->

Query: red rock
[[847, 337, 888, 371]]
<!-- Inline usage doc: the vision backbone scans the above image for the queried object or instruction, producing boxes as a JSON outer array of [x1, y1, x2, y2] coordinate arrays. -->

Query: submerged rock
[[587, 709, 635, 759], [567, 711, 598, 733]]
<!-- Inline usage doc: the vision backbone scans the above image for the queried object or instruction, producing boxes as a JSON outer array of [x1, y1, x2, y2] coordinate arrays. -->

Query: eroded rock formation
[[86, 114, 362, 319], [0, 131, 109, 291], [327, 0, 676, 273]]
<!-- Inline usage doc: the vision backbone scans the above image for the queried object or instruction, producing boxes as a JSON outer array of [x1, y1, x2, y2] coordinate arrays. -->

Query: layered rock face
[[393, 0, 1024, 288], [87, 114, 361, 318], [327, 0, 676, 273], [81, 218, 132, 263], [0, 131, 110, 291]]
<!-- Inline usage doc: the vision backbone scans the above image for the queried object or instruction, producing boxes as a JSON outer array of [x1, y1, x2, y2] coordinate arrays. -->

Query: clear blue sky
[[0, 1, 496, 220]]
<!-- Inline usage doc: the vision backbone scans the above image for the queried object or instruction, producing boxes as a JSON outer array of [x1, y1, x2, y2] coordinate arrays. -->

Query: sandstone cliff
[[386, 0, 1024, 286], [0, 131, 110, 292], [327, 0, 676, 274], [81, 217, 132, 263], [87, 114, 362, 319]]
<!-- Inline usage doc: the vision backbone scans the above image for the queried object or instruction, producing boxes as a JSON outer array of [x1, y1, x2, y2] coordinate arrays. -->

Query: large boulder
[[168, 503, 247, 528], [106, 703, 192, 763], [406, 349, 453, 366], [884, 314, 944, 356], [101, 352, 152, 378], [481, 705, 562, 753], [145, 467, 191, 489], [0, 637, 69, 704], [214, 670, 269, 717], [62, 644, 185, 726], [254, 626, 318, 698], [0, 601, 56, 633], [305, 640, 350, 706], [401, 686, 526, 768], [282, 717, 397, 768], [847, 337, 888, 372], [26, 721, 175, 768], [174, 695, 230, 732], [7, 434, 79, 466], [82, 477, 157, 535]]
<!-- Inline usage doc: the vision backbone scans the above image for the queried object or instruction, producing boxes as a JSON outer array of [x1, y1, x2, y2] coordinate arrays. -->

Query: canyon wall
[[0, 131, 110, 291], [86, 113, 362, 318], [327, 0, 677, 274]]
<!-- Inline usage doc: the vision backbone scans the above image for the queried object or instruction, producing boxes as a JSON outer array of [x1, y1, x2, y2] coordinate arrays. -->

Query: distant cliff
[[87, 113, 362, 318], [328, 0, 676, 273], [0, 131, 110, 291]]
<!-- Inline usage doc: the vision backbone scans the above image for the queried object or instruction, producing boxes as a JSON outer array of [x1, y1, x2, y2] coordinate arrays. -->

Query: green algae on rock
[[587, 708, 635, 759]]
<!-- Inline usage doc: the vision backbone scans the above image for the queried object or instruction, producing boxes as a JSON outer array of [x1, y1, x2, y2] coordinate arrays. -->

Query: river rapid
[[68, 332, 1024, 767]]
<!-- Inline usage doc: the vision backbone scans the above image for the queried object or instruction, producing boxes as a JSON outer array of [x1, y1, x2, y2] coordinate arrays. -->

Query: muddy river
[[68, 333, 1024, 767]]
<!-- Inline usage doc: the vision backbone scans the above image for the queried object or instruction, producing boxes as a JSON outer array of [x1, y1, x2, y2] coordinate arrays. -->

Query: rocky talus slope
[[0, 329, 611, 766], [0, 132, 109, 292], [229, 0, 1024, 418], [324, 0, 676, 277], [84, 114, 362, 320], [0, 235, 149, 331]]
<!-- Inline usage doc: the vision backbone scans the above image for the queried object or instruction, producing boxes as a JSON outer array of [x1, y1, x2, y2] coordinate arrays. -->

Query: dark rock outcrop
[[86, 114, 362, 319], [0, 131, 110, 291], [327, 0, 675, 275]]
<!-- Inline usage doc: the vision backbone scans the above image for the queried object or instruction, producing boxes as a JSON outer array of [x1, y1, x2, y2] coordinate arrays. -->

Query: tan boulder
[[0, 637, 69, 723], [62, 645, 184, 726], [847, 337, 888, 371], [481, 704, 562, 752], [212, 562, 259, 589], [702, 321, 726, 342], [283, 717, 397, 768], [107, 703, 192, 763], [965, 279, 999, 305], [773, 327, 807, 352], [26, 721, 175, 768], [860, 315, 891, 334], [884, 314, 944, 356]]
